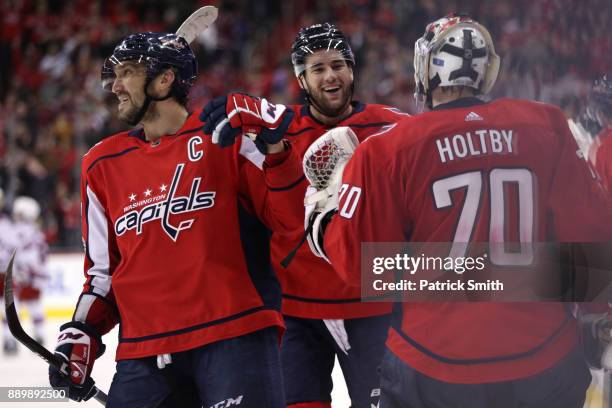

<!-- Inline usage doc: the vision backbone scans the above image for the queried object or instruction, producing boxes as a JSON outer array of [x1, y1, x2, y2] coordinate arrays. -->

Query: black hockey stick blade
[[3, 251, 108, 405]]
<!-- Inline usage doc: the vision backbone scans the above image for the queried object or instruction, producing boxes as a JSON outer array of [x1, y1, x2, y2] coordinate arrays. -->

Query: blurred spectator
[[0, 0, 610, 249]]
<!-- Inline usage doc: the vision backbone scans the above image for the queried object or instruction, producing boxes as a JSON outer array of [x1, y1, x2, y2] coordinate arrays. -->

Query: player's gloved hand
[[303, 127, 359, 262], [323, 319, 351, 355], [304, 185, 335, 262], [201, 93, 294, 153], [49, 321, 105, 402]]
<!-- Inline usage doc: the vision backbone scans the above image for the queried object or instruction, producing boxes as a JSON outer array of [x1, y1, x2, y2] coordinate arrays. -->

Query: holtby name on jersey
[[436, 128, 514, 163]]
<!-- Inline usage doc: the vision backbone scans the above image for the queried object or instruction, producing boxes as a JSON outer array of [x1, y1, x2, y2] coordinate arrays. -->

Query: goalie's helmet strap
[[441, 29, 487, 82]]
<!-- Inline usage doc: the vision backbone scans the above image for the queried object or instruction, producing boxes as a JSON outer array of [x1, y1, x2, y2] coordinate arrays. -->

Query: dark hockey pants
[[106, 327, 285, 408]]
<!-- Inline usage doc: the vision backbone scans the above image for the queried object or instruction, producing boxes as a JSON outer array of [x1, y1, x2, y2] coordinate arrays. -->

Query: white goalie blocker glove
[[303, 126, 360, 263]]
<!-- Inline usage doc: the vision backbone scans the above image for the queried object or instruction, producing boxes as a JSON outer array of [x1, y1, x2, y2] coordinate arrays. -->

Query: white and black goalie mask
[[414, 14, 500, 110]]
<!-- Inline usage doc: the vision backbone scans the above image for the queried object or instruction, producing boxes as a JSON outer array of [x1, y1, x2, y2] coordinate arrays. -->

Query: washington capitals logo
[[114, 164, 216, 241]]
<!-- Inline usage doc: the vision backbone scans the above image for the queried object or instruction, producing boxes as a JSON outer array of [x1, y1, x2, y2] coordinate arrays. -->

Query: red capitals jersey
[[325, 98, 612, 383], [75, 113, 305, 360], [275, 102, 408, 318]]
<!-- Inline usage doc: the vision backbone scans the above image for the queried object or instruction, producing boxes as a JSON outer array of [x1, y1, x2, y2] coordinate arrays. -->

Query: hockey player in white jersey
[[1, 196, 49, 354]]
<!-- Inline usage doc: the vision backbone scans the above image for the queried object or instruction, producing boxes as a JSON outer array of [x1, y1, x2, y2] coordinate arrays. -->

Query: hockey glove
[[201, 93, 294, 153], [303, 127, 360, 262], [304, 186, 337, 263], [49, 321, 105, 402]]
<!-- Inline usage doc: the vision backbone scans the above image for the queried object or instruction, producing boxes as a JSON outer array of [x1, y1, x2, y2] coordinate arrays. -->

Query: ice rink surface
[[0, 317, 351, 407]]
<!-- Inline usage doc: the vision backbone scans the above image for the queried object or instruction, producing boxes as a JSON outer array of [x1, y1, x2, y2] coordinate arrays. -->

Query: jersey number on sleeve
[[338, 184, 362, 219], [432, 168, 534, 266]]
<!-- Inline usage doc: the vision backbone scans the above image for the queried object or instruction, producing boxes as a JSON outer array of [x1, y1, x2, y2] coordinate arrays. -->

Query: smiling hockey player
[[201, 22, 409, 408]]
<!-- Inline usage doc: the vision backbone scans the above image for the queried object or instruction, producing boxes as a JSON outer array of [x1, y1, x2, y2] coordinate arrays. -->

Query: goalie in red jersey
[[306, 14, 612, 407]]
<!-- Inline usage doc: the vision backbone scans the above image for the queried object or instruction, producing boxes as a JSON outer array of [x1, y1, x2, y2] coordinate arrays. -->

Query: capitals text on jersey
[[114, 163, 216, 241]]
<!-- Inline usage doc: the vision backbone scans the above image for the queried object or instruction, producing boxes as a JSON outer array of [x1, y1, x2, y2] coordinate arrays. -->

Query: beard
[[118, 94, 147, 126], [308, 84, 353, 117]]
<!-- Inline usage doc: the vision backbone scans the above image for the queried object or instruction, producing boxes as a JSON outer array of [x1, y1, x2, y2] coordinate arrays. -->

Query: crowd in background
[[0, 0, 610, 249]]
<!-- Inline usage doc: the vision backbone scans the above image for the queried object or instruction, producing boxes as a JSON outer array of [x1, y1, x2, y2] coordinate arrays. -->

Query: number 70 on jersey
[[339, 168, 535, 266]]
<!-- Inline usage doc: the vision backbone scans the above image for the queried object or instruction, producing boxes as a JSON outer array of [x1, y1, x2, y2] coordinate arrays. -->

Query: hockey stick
[[3, 251, 108, 405], [176, 5, 218, 44]]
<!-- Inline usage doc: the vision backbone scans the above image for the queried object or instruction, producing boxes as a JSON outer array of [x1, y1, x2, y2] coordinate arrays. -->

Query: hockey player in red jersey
[[201, 22, 408, 408], [307, 14, 612, 407], [48, 32, 302, 407]]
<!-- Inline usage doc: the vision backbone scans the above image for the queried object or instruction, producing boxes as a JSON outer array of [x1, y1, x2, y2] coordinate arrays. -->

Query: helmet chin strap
[[300, 74, 354, 119], [425, 73, 441, 110], [126, 81, 174, 126]]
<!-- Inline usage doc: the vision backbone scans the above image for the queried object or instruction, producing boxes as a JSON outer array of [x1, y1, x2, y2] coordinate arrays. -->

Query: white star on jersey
[[144, 189, 152, 197], [160, 184, 167, 192], [129, 194, 136, 202]]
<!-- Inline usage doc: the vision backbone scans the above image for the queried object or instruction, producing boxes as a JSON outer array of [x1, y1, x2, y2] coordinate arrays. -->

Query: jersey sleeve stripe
[[285, 127, 315, 136], [84, 185, 111, 296], [268, 175, 306, 192], [74, 293, 97, 322]]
